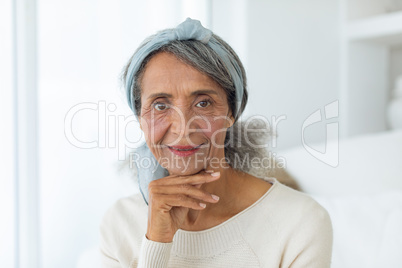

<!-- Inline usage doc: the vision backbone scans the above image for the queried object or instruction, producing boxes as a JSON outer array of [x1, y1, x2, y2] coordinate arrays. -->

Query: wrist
[[146, 232, 173, 243]]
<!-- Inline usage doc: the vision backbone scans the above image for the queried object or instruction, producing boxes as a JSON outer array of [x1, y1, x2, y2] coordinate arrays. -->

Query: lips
[[166, 143, 205, 157], [167, 144, 203, 151]]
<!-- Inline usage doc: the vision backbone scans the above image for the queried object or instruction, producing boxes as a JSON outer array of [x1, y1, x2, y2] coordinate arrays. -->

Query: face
[[139, 52, 234, 175]]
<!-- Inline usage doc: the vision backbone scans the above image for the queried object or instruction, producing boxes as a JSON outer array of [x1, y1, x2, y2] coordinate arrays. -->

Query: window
[[6, 0, 210, 267]]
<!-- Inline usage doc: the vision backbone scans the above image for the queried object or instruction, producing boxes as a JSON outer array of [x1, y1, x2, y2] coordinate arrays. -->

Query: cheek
[[200, 117, 229, 144], [140, 115, 170, 144], [140, 109, 231, 145]]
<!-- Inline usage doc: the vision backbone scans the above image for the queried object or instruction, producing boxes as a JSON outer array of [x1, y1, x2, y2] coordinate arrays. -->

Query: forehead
[[140, 52, 226, 99]]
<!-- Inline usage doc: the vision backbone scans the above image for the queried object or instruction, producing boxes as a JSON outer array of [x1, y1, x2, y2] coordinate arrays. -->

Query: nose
[[168, 105, 198, 139]]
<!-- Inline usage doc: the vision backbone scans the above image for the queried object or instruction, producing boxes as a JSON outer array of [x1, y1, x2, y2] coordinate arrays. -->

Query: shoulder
[[239, 177, 333, 241], [238, 177, 333, 266], [269, 179, 333, 267], [268, 177, 332, 233]]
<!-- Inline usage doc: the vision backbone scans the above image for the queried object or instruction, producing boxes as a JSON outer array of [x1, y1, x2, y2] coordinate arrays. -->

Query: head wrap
[[125, 17, 245, 205]]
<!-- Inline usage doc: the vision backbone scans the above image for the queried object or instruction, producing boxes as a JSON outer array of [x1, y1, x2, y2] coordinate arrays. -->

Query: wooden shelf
[[347, 10, 402, 45]]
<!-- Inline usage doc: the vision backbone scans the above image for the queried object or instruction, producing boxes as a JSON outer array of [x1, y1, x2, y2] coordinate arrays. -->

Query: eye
[[196, 98, 212, 108], [152, 102, 169, 111]]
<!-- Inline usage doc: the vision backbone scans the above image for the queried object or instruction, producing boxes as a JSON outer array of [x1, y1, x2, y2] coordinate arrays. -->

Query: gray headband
[[125, 17, 245, 205]]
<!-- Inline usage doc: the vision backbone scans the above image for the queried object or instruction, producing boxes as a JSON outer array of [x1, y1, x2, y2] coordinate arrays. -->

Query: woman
[[100, 18, 333, 267]]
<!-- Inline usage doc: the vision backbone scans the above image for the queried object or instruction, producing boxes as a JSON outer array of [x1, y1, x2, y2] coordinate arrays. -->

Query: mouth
[[167, 143, 204, 151], [166, 143, 205, 157]]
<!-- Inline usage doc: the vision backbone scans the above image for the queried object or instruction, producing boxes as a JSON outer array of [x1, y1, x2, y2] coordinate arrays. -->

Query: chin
[[167, 166, 203, 176], [158, 148, 209, 174]]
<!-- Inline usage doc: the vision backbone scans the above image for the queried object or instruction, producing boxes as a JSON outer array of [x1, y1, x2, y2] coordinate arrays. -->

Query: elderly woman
[[100, 18, 333, 267]]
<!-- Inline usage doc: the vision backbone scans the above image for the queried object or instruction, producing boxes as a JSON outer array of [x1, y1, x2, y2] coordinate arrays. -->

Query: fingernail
[[211, 194, 220, 201], [211, 172, 220, 177], [205, 170, 214, 173], [199, 203, 206, 208]]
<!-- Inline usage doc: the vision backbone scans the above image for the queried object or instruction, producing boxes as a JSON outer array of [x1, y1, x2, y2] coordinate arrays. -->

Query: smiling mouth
[[167, 143, 204, 151]]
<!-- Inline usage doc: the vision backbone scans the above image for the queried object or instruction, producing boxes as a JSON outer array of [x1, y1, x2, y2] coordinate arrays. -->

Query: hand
[[145, 169, 221, 243]]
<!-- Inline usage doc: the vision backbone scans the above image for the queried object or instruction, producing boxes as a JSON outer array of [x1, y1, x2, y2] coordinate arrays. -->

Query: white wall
[[213, 0, 340, 151], [390, 45, 402, 92]]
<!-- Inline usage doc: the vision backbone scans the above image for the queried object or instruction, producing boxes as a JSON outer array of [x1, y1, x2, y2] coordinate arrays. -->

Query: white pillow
[[277, 129, 402, 196], [309, 191, 402, 268]]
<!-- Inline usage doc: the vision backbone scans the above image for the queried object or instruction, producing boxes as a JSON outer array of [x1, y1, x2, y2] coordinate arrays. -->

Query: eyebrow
[[147, 89, 219, 100]]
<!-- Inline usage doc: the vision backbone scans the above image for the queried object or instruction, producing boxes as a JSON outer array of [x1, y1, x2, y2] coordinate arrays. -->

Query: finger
[[150, 184, 219, 204], [193, 183, 202, 189], [153, 170, 221, 186], [163, 194, 208, 210]]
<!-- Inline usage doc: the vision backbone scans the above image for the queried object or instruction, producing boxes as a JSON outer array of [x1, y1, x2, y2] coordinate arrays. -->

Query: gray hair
[[118, 33, 277, 178], [121, 32, 248, 123]]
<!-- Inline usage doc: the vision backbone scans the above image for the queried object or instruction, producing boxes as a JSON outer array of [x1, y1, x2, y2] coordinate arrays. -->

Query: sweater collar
[[171, 177, 278, 257]]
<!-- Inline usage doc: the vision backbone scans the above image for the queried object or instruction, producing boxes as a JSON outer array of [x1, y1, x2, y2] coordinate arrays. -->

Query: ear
[[226, 111, 235, 128], [138, 116, 143, 131]]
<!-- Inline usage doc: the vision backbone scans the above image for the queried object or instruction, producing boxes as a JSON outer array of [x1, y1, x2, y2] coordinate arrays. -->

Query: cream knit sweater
[[99, 177, 333, 267]]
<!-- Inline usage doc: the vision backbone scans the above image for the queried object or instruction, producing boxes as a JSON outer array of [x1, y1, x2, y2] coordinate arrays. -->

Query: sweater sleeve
[[287, 204, 334, 268], [99, 199, 174, 268], [137, 234, 173, 267]]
